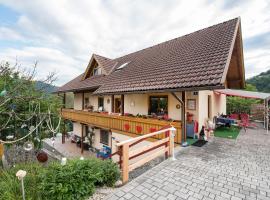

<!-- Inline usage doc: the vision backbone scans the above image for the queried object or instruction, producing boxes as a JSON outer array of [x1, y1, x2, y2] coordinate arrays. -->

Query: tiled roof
[[93, 54, 117, 74], [57, 18, 240, 94], [57, 74, 106, 92]]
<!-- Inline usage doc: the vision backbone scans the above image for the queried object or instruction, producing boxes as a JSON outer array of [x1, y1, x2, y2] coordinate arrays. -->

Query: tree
[[0, 61, 62, 148]]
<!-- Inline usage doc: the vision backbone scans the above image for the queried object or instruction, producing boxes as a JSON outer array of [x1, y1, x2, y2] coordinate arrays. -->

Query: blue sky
[[0, 0, 269, 86]]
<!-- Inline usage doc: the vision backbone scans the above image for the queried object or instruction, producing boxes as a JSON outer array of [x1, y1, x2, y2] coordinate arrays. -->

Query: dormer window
[[92, 65, 102, 76]]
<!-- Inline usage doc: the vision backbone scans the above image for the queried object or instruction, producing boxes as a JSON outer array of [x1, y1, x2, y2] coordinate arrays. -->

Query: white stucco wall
[[74, 93, 83, 110], [73, 122, 82, 137], [124, 92, 182, 120], [76, 92, 112, 112], [124, 94, 148, 116], [198, 90, 227, 130]]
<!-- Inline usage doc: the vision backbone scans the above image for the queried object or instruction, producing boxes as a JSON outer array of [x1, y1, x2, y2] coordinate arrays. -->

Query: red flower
[[124, 123, 130, 131], [136, 125, 143, 134]]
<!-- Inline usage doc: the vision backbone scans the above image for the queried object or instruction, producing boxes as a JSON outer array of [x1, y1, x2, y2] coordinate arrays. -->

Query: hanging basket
[[0, 143, 4, 157], [36, 151, 48, 163]]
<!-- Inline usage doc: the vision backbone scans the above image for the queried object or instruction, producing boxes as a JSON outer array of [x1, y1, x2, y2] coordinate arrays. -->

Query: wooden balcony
[[61, 108, 182, 144]]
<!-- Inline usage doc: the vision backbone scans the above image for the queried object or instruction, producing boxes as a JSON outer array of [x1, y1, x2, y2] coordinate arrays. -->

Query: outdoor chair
[[238, 113, 257, 131], [96, 145, 112, 159]]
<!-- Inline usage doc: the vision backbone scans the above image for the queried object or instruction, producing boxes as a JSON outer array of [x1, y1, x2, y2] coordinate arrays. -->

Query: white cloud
[[0, 0, 269, 85], [0, 27, 23, 40]]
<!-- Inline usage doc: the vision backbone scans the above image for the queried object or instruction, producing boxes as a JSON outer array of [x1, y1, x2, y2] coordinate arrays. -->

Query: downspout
[[171, 92, 186, 144]]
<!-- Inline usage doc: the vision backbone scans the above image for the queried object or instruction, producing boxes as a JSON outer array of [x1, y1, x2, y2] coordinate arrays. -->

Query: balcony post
[[121, 94, 124, 116], [111, 95, 114, 113], [81, 123, 84, 154], [182, 91, 186, 142], [82, 92, 85, 110], [62, 93, 66, 144]]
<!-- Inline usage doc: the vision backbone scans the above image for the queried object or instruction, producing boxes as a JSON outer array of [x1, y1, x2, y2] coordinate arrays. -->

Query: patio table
[[216, 117, 235, 127]]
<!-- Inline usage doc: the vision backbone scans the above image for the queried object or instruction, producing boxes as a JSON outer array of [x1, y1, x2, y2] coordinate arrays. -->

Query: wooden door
[[115, 98, 121, 113]]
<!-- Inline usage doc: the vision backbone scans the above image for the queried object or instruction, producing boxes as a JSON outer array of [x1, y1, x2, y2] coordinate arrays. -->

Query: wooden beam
[[81, 124, 84, 154], [128, 147, 169, 172], [182, 91, 186, 142], [111, 95, 114, 113], [121, 94, 124, 116], [82, 92, 85, 110], [129, 137, 169, 159], [122, 144, 129, 183], [62, 119, 66, 144], [63, 93, 66, 109]]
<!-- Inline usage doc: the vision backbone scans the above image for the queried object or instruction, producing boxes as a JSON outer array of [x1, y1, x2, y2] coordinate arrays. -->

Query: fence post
[[165, 130, 170, 159], [170, 127, 176, 161], [122, 143, 129, 183]]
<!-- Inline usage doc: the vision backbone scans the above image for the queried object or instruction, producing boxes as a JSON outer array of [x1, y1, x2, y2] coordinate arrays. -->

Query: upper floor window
[[92, 65, 102, 76], [98, 97, 104, 111], [149, 96, 168, 116]]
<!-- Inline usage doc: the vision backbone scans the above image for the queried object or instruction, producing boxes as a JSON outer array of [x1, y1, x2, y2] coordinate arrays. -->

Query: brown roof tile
[[57, 18, 240, 94]]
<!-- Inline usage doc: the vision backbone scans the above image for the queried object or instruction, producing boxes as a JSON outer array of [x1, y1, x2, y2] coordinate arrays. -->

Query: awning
[[215, 89, 270, 134], [214, 89, 270, 100]]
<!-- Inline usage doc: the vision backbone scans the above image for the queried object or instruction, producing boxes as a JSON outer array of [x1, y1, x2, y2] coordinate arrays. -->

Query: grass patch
[[214, 126, 241, 139], [186, 137, 198, 145]]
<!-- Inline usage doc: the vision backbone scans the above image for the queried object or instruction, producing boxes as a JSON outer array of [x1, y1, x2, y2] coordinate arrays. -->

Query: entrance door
[[114, 98, 121, 113]]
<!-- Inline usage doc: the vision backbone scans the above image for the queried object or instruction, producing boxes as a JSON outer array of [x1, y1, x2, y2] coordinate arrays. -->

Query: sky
[[0, 0, 269, 86]]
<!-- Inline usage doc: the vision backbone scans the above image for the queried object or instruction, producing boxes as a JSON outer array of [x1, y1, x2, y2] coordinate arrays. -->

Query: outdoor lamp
[[61, 157, 67, 165], [16, 170, 27, 200]]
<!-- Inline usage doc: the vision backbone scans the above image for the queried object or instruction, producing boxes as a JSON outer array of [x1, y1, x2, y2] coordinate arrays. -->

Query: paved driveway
[[107, 127, 270, 200]]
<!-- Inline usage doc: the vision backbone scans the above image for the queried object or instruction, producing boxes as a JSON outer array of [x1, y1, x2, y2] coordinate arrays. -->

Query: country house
[[56, 17, 245, 154]]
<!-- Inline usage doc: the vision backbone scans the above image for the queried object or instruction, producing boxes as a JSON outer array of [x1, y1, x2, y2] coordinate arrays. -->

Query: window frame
[[100, 129, 109, 146], [98, 97, 104, 109], [148, 95, 168, 115]]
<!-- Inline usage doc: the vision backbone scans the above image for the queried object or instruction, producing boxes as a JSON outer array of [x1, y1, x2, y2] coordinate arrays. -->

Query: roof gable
[[82, 54, 117, 80]]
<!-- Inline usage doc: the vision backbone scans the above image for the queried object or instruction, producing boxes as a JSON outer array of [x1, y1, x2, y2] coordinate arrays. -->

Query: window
[[84, 97, 89, 108], [116, 62, 129, 70], [100, 129, 109, 145], [92, 65, 101, 75], [149, 96, 168, 115], [98, 97, 104, 110]]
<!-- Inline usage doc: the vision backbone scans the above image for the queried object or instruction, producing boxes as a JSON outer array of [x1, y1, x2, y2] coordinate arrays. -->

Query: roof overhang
[[215, 89, 270, 100]]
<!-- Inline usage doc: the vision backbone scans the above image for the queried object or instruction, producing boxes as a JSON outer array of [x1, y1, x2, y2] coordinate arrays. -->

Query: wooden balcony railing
[[61, 108, 182, 143]]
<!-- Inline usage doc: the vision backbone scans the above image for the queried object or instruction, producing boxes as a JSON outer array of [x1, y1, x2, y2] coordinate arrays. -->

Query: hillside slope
[[246, 69, 270, 92]]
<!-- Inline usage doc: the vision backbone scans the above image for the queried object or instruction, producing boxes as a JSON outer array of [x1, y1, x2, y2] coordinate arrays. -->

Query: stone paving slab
[[106, 127, 270, 200]]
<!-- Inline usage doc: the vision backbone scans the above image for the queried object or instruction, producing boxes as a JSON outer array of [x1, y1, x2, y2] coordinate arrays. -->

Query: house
[[56, 17, 245, 154]]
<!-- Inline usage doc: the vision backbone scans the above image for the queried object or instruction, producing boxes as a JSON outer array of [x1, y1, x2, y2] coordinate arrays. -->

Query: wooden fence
[[111, 125, 176, 183]]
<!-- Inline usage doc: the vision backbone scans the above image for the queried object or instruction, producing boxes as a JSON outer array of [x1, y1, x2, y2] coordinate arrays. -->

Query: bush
[[0, 158, 120, 200]]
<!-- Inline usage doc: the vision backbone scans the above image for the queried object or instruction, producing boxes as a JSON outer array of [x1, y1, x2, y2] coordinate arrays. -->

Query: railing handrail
[[61, 108, 182, 127], [116, 126, 176, 147]]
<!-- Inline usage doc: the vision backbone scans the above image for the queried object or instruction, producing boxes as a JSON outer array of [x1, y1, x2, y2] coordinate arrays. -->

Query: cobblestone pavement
[[106, 127, 270, 200]]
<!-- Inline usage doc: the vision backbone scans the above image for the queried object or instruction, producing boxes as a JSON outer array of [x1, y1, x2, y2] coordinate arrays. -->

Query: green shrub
[[38, 158, 120, 200], [0, 158, 120, 200]]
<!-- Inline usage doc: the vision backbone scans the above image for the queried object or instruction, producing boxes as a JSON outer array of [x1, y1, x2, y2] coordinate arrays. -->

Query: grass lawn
[[214, 126, 241, 139], [186, 137, 198, 145]]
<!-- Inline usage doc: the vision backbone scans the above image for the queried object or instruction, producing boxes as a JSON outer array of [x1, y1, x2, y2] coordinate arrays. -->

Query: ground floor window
[[149, 96, 168, 115], [100, 129, 109, 145]]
